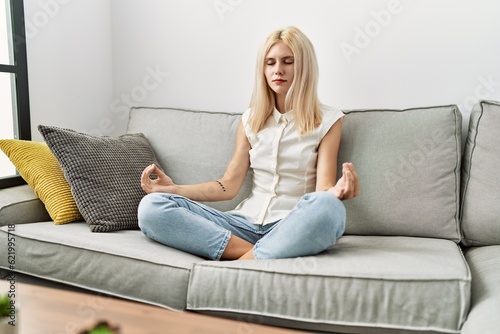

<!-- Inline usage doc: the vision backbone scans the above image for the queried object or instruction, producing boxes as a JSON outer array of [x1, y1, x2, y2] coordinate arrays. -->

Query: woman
[[138, 26, 359, 260]]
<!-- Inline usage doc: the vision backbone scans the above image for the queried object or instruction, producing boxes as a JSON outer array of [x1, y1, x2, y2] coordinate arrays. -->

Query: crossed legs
[[138, 191, 345, 260]]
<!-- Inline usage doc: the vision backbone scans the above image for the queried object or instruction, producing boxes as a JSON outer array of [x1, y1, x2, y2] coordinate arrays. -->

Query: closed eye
[[265, 57, 294, 66], [265, 58, 276, 65]]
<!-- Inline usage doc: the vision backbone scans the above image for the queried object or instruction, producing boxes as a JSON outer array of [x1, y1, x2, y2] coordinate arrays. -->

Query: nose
[[274, 61, 284, 75]]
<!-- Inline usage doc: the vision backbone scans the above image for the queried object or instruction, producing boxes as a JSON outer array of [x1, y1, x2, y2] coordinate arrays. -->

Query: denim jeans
[[137, 191, 346, 260]]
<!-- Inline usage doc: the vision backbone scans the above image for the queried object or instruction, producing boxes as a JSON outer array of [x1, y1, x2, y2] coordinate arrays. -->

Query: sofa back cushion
[[127, 107, 253, 212], [128, 105, 462, 241], [339, 105, 462, 242], [461, 100, 500, 246]]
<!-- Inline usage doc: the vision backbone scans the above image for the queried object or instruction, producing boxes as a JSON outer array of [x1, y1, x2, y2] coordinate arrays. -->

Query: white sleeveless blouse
[[227, 105, 344, 225]]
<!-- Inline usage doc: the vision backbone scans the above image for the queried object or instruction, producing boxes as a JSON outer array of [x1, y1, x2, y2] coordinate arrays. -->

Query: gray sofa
[[1, 100, 499, 333]]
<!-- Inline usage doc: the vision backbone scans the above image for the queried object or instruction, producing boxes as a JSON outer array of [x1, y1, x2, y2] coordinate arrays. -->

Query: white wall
[[25, 0, 113, 141], [26, 0, 500, 139], [109, 0, 500, 137]]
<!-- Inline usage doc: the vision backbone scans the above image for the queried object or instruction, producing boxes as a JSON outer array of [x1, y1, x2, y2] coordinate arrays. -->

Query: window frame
[[0, 0, 31, 188]]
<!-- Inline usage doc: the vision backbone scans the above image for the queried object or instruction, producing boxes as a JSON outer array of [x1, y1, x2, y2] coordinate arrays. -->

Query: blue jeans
[[137, 191, 346, 260]]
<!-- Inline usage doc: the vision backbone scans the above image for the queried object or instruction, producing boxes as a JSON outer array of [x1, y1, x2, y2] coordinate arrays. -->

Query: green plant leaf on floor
[[0, 294, 12, 318]]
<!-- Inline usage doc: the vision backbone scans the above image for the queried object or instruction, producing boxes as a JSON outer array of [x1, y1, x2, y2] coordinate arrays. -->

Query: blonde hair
[[248, 26, 322, 134]]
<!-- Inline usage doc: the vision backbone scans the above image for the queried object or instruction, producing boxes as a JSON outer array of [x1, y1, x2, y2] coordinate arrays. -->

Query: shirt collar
[[272, 108, 294, 124]]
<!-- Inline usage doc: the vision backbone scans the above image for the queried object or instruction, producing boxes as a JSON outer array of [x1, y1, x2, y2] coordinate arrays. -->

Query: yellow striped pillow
[[0, 139, 82, 224]]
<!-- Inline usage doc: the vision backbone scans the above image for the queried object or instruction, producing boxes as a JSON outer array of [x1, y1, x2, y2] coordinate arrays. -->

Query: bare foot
[[221, 235, 254, 260], [238, 249, 255, 260]]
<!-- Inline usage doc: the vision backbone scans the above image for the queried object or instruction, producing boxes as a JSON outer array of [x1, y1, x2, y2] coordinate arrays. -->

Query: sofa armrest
[[0, 185, 50, 226]]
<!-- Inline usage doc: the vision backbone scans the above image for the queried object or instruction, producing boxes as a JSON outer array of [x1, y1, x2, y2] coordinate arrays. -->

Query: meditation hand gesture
[[140, 164, 176, 194], [328, 162, 360, 200]]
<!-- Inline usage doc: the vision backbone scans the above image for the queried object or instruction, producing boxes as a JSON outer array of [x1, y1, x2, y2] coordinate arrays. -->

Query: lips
[[273, 79, 287, 84]]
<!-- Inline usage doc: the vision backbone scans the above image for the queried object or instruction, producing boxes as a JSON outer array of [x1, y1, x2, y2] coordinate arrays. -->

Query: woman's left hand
[[327, 162, 360, 200]]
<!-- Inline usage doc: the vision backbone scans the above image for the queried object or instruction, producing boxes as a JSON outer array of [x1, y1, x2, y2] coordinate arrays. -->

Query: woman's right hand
[[327, 162, 360, 200], [140, 164, 176, 194]]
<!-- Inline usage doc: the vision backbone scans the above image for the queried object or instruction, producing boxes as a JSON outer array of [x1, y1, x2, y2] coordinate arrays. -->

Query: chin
[[274, 87, 290, 95]]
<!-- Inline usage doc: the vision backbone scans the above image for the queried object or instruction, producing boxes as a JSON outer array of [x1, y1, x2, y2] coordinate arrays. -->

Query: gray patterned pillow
[[38, 125, 160, 232]]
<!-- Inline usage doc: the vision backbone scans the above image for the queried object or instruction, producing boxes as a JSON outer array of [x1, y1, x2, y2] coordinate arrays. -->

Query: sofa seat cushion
[[0, 222, 204, 310], [461, 246, 500, 334], [0, 184, 50, 226], [187, 236, 471, 334]]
